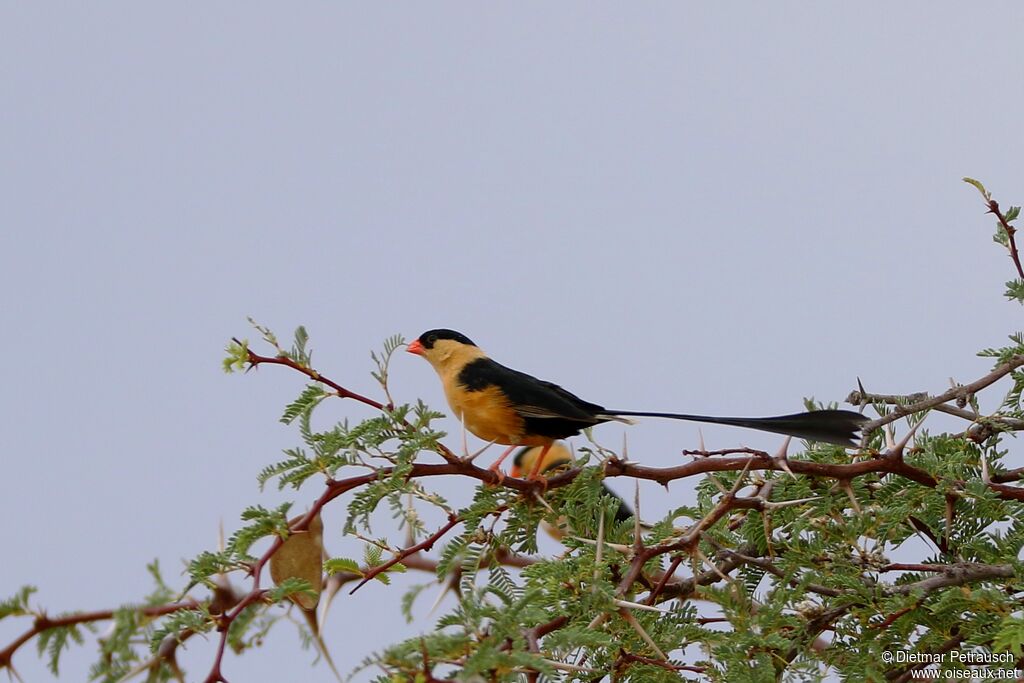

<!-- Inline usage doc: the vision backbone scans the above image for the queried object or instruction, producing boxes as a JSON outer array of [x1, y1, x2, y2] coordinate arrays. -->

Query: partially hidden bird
[[512, 443, 635, 540], [406, 328, 868, 480]]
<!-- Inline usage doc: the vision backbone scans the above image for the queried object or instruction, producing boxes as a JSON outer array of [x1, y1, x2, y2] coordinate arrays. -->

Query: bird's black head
[[416, 329, 476, 350]]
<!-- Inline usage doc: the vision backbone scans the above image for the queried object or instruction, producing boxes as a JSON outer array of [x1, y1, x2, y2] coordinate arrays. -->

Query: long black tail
[[603, 409, 868, 447]]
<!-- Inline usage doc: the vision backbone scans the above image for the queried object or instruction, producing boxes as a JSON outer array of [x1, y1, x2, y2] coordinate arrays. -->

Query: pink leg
[[488, 445, 518, 475], [527, 443, 553, 481]]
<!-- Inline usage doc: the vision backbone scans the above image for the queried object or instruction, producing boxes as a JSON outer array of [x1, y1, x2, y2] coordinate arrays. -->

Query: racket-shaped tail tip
[[794, 409, 869, 447]]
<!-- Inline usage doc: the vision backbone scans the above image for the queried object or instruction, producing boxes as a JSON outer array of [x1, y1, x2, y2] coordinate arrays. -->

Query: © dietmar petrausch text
[[882, 649, 1019, 679]]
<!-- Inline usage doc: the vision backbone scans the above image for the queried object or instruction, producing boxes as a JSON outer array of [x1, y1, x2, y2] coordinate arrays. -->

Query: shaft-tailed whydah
[[407, 328, 867, 479], [512, 443, 635, 539]]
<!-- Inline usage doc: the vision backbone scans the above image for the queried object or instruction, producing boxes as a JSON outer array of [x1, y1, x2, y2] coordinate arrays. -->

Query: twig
[[879, 563, 947, 573], [617, 651, 705, 675], [981, 452, 1024, 501], [988, 198, 1024, 279], [848, 388, 1024, 433], [0, 600, 202, 672], [239, 343, 461, 464], [349, 515, 463, 593], [49, 332, 1008, 683], [887, 562, 1014, 595], [853, 355, 1024, 433]]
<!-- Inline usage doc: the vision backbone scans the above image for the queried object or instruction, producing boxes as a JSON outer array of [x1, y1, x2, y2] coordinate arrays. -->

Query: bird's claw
[[486, 463, 507, 487], [526, 473, 549, 492]]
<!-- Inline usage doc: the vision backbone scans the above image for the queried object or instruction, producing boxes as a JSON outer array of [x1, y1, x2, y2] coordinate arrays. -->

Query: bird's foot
[[486, 462, 507, 486], [524, 472, 549, 492]]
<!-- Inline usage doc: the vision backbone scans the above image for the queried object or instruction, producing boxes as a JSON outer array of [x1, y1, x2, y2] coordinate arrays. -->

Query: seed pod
[[270, 512, 324, 611]]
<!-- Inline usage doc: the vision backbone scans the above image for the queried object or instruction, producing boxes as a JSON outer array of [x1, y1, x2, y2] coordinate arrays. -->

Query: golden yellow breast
[[446, 384, 528, 445], [426, 342, 551, 447]]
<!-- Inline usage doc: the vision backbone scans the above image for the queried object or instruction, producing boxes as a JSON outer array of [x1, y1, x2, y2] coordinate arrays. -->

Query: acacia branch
[[238, 342, 461, 464], [614, 463, 752, 598], [988, 198, 1024, 280], [602, 446, 938, 489], [616, 650, 705, 675], [852, 355, 1024, 432], [349, 514, 463, 593], [0, 600, 201, 672], [238, 341, 384, 409], [239, 342, 1024, 505], [848, 389, 1024, 442], [15, 332, 1020, 680], [888, 562, 1014, 595]]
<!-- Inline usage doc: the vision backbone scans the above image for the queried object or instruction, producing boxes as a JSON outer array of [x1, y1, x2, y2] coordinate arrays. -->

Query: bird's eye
[[427, 334, 438, 344]]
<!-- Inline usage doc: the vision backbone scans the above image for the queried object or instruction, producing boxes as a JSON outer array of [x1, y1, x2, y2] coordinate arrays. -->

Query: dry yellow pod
[[270, 512, 324, 611]]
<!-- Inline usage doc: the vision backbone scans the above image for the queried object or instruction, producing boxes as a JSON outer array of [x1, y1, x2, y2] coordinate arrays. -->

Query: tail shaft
[[602, 409, 868, 447]]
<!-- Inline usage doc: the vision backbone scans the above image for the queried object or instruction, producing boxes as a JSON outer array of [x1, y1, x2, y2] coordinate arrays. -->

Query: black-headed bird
[[407, 328, 867, 479]]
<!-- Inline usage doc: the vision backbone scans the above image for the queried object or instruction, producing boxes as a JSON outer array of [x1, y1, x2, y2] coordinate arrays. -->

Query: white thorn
[[884, 423, 895, 450], [532, 490, 555, 514], [619, 608, 667, 660], [614, 598, 672, 614], [842, 482, 862, 514], [463, 438, 497, 464], [570, 536, 633, 554], [890, 418, 924, 456], [318, 574, 342, 633], [763, 496, 820, 510], [774, 435, 797, 480], [706, 473, 729, 495], [427, 574, 457, 616]]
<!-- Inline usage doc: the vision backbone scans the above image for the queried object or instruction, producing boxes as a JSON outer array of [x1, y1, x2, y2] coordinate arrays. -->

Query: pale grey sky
[[2, 4, 1023, 681]]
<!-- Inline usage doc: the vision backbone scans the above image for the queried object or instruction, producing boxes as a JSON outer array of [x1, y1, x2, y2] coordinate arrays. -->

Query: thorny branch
[[7, 338, 1024, 682], [849, 354, 1024, 433], [848, 388, 1024, 435], [988, 198, 1024, 280], [228, 340, 1024, 679], [236, 341, 463, 465], [0, 601, 203, 673], [349, 514, 463, 593]]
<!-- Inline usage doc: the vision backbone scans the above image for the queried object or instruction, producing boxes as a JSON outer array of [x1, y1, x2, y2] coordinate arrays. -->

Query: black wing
[[458, 358, 609, 439]]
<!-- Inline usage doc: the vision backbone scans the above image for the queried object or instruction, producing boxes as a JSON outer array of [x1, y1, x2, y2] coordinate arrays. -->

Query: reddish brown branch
[[238, 342, 461, 464], [602, 448, 938, 489], [173, 336, 1024, 681], [993, 465, 1024, 483], [0, 600, 200, 672], [988, 199, 1024, 280], [350, 514, 463, 593], [618, 650, 705, 675], [614, 465, 752, 598], [855, 354, 1024, 433], [982, 478, 1024, 501], [880, 563, 947, 573], [238, 342, 384, 409], [645, 555, 684, 606], [889, 562, 1014, 595], [871, 603, 919, 630]]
